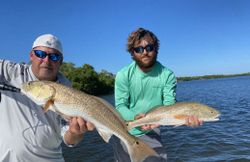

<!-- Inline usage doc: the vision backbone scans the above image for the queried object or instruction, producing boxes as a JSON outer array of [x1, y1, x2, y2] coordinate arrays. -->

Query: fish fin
[[96, 128, 112, 143], [43, 99, 54, 113], [174, 114, 188, 120], [127, 137, 159, 162]]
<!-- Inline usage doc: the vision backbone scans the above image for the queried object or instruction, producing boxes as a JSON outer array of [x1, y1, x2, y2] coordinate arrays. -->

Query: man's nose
[[42, 55, 50, 62], [141, 49, 148, 55]]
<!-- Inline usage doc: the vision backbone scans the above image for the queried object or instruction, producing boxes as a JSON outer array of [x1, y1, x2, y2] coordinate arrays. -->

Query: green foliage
[[60, 62, 115, 95], [61, 62, 250, 94], [98, 70, 115, 94]]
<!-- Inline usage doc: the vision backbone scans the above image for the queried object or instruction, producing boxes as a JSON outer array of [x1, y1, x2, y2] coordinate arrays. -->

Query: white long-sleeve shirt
[[0, 59, 71, 162]]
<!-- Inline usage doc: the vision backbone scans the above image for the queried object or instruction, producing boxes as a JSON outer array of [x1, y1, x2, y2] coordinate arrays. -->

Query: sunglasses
[[33, 50, 62, 62], [134, 44, 154, 54]]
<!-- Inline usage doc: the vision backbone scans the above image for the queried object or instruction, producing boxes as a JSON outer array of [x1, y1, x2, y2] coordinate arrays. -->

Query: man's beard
[[133, 54, 157, 70]]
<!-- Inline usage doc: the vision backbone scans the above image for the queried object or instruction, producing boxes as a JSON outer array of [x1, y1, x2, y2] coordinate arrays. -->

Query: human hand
[[68, 117, 95, 135], [64, 117, 95, 145], [135, 114, 160, 131], [185, 115, 203, 127]]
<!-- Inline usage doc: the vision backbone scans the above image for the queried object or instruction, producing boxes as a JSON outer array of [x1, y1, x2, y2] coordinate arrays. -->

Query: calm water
[[62, 76, 250, 162]]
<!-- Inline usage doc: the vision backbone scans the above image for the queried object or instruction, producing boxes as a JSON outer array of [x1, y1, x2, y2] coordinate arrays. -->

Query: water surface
[[62, 76, 250, 162]]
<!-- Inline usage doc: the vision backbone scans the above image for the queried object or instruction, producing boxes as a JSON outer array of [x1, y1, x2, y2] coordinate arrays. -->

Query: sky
[[0, 0, 250, 77]]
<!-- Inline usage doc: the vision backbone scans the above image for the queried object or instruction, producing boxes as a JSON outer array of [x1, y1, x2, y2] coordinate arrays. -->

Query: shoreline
[[177, 72, 250, 82]]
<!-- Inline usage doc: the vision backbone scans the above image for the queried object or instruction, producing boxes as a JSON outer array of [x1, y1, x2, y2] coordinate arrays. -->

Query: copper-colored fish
[[127, 102, 220, 130], [21, 81, 158, 162]]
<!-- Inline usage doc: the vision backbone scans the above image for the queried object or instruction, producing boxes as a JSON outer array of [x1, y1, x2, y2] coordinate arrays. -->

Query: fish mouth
[[215, 113, 221, 120], [211, 118, 220, 121], [203, 118, 219, 122], [204, 114, 221, 122]]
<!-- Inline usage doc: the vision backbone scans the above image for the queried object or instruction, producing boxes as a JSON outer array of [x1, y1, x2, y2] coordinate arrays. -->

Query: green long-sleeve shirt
[[115, 61, 177, 136]]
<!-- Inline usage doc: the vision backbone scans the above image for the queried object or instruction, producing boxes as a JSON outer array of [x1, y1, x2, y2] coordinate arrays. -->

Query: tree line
[[177, 73, 250, 81], [60, 62, 115, 95], [60, 62, 250, 95]]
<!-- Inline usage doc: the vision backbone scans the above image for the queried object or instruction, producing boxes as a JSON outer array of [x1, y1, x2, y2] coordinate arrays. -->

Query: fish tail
[[126, 138, 158, 162]]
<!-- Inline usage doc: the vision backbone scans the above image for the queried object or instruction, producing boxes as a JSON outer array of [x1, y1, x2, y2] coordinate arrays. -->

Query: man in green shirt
[[112, 28, 202, 161]]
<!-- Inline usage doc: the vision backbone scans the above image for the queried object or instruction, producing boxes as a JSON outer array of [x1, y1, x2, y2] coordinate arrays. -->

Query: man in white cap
[[0, 34, 94, 162]]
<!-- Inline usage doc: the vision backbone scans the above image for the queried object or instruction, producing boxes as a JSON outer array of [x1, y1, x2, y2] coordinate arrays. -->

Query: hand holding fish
[[21, 81, 159, 162], [69, 117, 95, 134], [185, 115, 203, 127], [135, 113, 203, 130], [65, 117, 95, 145], [135, 114, 160, 131], [126, 102, 220, 130]]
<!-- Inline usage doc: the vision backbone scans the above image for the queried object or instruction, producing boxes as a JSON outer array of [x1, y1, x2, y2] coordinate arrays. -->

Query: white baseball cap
[[32, 34, 63, 54]]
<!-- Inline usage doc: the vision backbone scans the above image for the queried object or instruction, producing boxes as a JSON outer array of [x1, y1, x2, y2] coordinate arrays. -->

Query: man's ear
[[131, 53, 135, 60], [30, 51, 34, 62]]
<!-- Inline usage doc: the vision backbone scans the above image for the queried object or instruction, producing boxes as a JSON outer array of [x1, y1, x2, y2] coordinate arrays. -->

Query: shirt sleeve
[[61, 123, 76, 147], [0, 59, 11, 82], [163, 70, 177, 106], [61, 123, 70, 146], [115, 71, 136, 121]]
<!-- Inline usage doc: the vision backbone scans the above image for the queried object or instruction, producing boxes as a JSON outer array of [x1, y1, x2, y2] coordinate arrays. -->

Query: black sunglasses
[[134, 44, 154, 54], [33, 50, 62, 62]]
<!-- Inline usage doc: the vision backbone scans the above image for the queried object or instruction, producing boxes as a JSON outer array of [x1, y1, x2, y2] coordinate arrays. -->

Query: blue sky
[[1, 0, 250, 77]]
